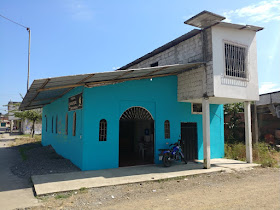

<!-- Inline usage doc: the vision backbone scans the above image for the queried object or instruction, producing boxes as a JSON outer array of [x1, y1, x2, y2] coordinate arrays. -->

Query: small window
[[99, 119, 107, 141], [65, 113, 68, 135], [224, 42, 247, 79], [164, 120, 170, 139], [45, 115, 47, 132], [150, 62, 158, 67], [73, 112, 76, 136], [56, 115, 58, 134], [52, 116, 54, 133], [192, 103, 202, 114]]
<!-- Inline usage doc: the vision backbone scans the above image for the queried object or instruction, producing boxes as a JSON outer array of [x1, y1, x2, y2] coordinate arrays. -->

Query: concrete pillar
[[244, 101, 253, 163], [202, 98, 211, 169], [10, 120, 13, 134], [252, 103, 259, 144]]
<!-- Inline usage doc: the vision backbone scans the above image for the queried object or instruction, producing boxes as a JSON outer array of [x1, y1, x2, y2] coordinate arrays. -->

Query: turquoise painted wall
[[42, 76, 224, 171], [42, 87, 84, 169], [82, 76, 224, 170]]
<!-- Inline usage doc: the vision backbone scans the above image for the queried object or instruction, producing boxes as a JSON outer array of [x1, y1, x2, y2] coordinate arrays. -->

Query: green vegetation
[[79, 187, 88, 193], [224, 102, 244, 143], [18, 145, 35, 161], [225, 142, 280, 168], [54, 193, 71, 199], [9, 135, 41, 147], [14, 109, 42, 137]]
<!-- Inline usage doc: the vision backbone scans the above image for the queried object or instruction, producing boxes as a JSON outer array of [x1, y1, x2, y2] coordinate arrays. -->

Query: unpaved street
[[32, 167, 280, 210]]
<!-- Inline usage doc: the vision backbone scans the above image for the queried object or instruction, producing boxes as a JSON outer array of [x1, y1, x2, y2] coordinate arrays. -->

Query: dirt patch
[[29, 167, 280, 210], [10, 143, 80, 179]]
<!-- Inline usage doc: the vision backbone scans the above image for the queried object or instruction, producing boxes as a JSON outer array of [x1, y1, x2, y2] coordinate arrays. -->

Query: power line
[[0, 14, 29, 29]]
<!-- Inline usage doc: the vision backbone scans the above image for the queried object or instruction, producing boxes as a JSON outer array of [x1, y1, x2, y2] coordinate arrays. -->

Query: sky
[[0, 0, 279, 114]]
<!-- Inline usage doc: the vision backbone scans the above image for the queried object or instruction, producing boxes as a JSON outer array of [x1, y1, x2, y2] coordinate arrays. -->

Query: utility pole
[[27, 28, 31, 91], [0, 14, 31, 92]]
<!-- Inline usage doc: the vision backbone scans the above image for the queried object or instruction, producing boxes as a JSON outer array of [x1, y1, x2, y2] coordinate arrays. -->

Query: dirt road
[[32, 167, 280, 210]]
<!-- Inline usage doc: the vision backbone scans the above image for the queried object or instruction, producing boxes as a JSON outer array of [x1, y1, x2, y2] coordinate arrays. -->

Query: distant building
[[7, 101, 42, 134], [256, 91, 280, 144], [0, 113, 9, 128], [7, 101, 21, 132]]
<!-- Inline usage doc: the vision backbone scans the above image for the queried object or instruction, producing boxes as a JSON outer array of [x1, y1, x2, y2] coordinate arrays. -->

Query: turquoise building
[[40, 75, 224, 171]]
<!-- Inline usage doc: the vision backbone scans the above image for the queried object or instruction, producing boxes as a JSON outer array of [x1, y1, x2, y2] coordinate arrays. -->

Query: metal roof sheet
[[19, 63, 204, 110]]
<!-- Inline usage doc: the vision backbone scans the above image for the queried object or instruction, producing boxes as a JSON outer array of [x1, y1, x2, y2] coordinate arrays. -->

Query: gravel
[[10, 144, 80, 178]]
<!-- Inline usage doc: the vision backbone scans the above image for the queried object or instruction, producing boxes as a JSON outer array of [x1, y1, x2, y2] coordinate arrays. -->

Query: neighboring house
[[0, 113, 9, 128], [19, 11, 263, 171], [7, 101, 42, 134], [7, 101, 22, 132], [256, 91, 280, 143], [21, 118, 42, 135]]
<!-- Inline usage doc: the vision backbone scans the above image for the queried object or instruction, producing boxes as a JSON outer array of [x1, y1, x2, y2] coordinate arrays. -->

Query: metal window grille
[[225, 43, 246, 79], [99, 119, 107, 141], [72, 112, 76, 136], [192, 103, 202, 113], [164, 120, 170, 139], [65, 113, 68, 135], [120, 107, 153, 120]]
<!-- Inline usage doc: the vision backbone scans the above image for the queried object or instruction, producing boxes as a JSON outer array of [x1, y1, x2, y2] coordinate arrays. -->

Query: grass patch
[[18, 145, 35, 161], [55, 193, 71, 199], [79, 187, 88, 193], [10, 135, 41, 147], [225, 142, 280, 168]]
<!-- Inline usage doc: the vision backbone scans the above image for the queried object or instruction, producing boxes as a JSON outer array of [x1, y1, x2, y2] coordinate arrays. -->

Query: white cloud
[[259, 82, 280, 94], [65, 0, 93, 21], [112, 67, 120, 70], [223, 1, 280, 23]]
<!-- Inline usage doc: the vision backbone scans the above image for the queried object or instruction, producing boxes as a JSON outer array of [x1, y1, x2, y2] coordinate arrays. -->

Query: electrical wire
[[0, 14, 29, 29]]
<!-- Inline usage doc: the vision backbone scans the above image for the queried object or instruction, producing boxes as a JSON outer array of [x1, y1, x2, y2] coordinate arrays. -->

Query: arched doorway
[[119, 107, 154, 167]]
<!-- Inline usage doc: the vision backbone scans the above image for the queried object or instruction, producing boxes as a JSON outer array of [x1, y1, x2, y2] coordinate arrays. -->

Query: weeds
[[18, 145, 34, 161], [79, 187, 88, 193], [9, 134, 41, 147], [55, 193, 71, 199], [225, 142, 280, 168]]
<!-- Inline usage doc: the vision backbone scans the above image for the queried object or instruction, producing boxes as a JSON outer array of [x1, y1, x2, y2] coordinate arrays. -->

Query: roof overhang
[[19, 63, 204, 111], [184, 10, 225, 28], [184, 10, 263, 32]]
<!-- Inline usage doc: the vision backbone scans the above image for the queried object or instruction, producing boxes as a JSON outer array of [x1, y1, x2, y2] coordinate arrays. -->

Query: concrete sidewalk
[[0, 133, 39, 210], [32, 159, 259, 195]]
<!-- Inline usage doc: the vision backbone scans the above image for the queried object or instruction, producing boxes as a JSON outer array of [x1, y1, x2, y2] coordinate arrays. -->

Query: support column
[[252, 103, 259, 144], [202, 98, 210, 169], [244, 101, 253, 163]]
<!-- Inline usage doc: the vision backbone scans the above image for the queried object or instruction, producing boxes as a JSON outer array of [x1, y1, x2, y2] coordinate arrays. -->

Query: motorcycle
[[158, 140, 187, 167]]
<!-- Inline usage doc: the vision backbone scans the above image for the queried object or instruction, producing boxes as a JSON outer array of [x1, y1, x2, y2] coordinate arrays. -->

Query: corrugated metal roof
[[19, 63, 204, 111]]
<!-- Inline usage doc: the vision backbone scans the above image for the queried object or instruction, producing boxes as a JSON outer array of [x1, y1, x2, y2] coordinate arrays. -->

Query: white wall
[[21, 119, 42, 135], [211, 26, 259, 102]]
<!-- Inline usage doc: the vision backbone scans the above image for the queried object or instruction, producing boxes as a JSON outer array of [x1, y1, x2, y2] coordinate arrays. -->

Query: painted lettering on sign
[[68, 93, 83, 111]]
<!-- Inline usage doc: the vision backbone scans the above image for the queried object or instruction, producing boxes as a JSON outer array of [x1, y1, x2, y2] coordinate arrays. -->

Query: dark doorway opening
[[181, 122, 198, 161], [119, 107, 154, 167]]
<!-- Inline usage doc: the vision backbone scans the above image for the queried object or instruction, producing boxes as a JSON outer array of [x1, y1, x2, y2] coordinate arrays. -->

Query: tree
[[224, 103, 244, 143], [14, 109, 42, 137]]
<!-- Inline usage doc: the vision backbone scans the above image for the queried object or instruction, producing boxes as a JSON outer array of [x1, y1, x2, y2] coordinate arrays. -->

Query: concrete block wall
[[125, 28, 214, 102], [127, 28, 212, 69], [177, 67, 204, 100]]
